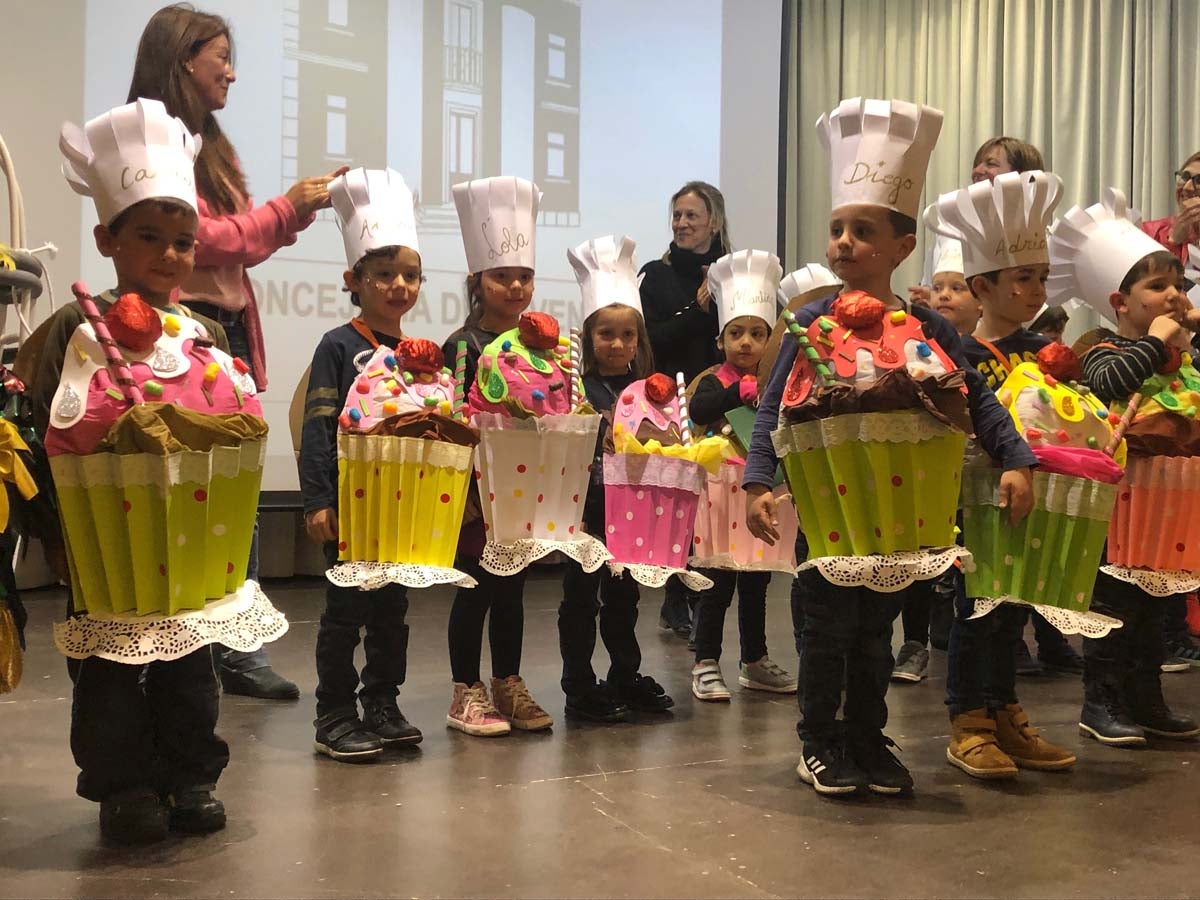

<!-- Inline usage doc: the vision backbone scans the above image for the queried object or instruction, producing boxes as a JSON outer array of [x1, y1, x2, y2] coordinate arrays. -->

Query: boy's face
[[1112, 266, 1188, 335], [971, 264, 1048, 325], [825, 204, 915, 287], [94, 203, 197, 303], [931, 270, 981, 335], [718, 315, 769, 371], [346, 246, 423, 324]]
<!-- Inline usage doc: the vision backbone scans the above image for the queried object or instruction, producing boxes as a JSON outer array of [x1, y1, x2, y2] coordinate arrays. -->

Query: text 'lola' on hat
[[568, 235, 643, 323], [708, 249, 783, 332], [453, 176, 540, 274], [926, 170, 1062, 279], [1046, 187, 1170, 322], [330, 167, 419, 269], [60, 98, 200, 226], [816, 97, 943, 220]]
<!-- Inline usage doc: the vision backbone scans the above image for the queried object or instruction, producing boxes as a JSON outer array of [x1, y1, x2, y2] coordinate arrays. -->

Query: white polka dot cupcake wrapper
[[691, 462, 799, 574]]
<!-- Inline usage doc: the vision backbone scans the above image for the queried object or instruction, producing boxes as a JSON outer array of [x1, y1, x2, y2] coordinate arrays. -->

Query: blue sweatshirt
[[742, 294, 1037, 488]]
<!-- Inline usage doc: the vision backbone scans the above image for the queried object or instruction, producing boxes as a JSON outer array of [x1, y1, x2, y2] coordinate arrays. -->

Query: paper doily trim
[[327, 561, 477, 590], [480, 535, 612, 576], [796, 548, 968, 593], [1100, 565, 1200, 597], [968, 596, 1123, 638], [53, 581, 287, 663], [689, 554, 797, 575], [608, 562, 714, 591], [772, 410, 958, 454]]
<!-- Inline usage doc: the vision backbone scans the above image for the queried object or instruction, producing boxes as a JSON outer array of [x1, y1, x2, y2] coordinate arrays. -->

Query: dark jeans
[[692, 569, 770, 664], [67, 645, 228, 802], [796, 569, 905, 743], [559, 562, 641, 696], [315, 543, 409, 718], [946, 580, 1023, 716], [659, 574, 699, 625], [447, 553, 527, 685], [1163, 594, 1190, 646], [789, 531, 809, 658], [1084, 571, 1167, 710]]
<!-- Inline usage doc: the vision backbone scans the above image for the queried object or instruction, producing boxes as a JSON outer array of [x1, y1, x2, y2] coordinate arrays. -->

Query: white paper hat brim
[[453, 177, 541, 274]]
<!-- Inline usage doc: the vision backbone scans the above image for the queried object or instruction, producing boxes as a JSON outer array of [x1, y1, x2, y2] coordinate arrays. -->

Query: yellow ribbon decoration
[[0, 419, 38, 533], [611, 425, 733, 475]]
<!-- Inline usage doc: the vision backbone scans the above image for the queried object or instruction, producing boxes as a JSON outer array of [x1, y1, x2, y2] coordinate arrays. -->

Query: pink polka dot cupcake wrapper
[[603, 454, 706, 571], [692, 462, 799, 573], [1107, 455, 1200, 573]]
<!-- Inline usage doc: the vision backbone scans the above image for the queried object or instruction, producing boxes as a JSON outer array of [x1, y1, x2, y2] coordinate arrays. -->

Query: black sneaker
[[314, 712, 385, 762], [850, 733, 913, 795], [1015, 639, 1045, 676], [796, 739, 868, 796], [220, 665, 300, 700], [565, 685, 631, 723], [1037, 641, 1085, 674], [166, 787, 226, 834], [99, 787, 169, 845], [361, 695, 423, 746], [1167, 637, 1200, 666], [608, 674, 675, 712], [1079, 699, 1147, 746]]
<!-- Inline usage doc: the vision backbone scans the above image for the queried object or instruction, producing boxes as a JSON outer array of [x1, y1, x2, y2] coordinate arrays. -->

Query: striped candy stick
[[1104, 392, 1141, 458], [452, 339, 467, 421], [675, 371, 692, 447], [782, 309, 835, 388], [71, 282, 144, 406], [569, 328, 582, 409]]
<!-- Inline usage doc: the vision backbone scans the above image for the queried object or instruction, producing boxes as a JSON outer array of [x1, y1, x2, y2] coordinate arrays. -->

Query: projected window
[[328, 0, 348, 28], [445, 1, 481, 88], [449, 109, 476, 181], [547, 33, 567, 82], [326, 95, 348, 158], [546, 131, 565, 178]]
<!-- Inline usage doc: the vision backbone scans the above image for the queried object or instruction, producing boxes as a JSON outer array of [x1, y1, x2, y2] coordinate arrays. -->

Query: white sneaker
[[738, 656, 798, 693], [691, 660, 732, 701]]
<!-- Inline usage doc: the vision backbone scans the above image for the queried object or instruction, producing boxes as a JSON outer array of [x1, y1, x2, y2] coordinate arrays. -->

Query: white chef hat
[[779, 263, 840, 304], [1046, 187, 1172, 321], [330, 167, 419, 268], [708, 249, 783, 332], [568, 235, 643, 322], [60, 98, 200, 226], [452, 176, 540, 273], [920, 228, 965, 286], [926, 170, 1062, 278], [816, 97, 943, 220]]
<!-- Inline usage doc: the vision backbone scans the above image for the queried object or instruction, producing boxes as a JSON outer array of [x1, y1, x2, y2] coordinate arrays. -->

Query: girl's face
[[1175, 159, 1200, 207], [718, 316, 769, 372], [589, 305, 641, 375], [480, 266, 534, 320], [672, 192, 715, 253], [1114, 266, 1187, 335], [971, 144, 1014, 184], [348, 246, 423, 328], [187, 34, 236, 112], [930, 270, 981, 335]]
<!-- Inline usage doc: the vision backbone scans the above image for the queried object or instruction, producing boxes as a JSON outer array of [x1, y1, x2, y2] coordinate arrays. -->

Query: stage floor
[[1, 569, 1196, 899]]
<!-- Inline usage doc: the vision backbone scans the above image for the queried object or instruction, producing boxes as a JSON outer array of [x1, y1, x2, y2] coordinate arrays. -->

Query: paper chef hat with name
[[926, 170, 1062, 278], [1046, 188, 1170, 321], [816, 97, 943, 220], [330, 167, 419, 268], [452, 176, 540, 274], [568, 235, 644, 322], [780, 263, 839, 304], [60, 98, 200, 226], [920, 223, 965, 285], [708, 249, 783, 331]]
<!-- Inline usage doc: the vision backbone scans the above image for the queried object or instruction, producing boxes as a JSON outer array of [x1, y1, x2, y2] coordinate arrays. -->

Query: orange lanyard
[[349, 317, 382, 349]]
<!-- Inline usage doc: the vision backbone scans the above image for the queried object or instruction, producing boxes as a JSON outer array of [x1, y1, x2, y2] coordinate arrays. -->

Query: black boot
[[166, 787, 226, 834], [314, 711, 384, 762], [361, 694, 423, 746], [99, 787, 169, 845], [1126, 672, 1200, 740], [1079, 698, 1147, 746], [221, 666, 300, 700]]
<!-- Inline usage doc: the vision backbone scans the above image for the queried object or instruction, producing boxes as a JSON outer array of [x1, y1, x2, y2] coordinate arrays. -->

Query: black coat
[[638, 241, 725, 383]]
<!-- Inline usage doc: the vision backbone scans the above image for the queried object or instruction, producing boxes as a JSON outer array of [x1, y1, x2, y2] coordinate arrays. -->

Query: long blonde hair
[[670, 181, 731, 255]]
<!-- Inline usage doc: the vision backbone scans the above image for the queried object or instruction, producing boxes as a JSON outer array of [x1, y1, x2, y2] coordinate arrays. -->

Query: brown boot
[[490, 675, 554, 731], [947, 709, 1018, 779], [994, 703, 1077, 770]]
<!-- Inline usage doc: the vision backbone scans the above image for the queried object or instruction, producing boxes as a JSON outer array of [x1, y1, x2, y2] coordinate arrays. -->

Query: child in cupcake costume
[[30, 100, 287, 844], [744, 98, 1036, 797], [926, 171, 1104, 779], [688, 249, 799, 702], [1046, 189, 1200, 745], [301, 168, 465, 761], [556, 235, 675, 721]]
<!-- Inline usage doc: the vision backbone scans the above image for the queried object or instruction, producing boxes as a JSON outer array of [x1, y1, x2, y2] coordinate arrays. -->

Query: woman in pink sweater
[[127, 4, 346, 699], [1140, 151, 1200, 265]]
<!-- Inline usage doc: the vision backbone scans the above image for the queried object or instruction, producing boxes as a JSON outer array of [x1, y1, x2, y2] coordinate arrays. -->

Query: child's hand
[[908, 285, 932, 307], [739, 375, 758, 406], [998, 467, 1034, 526], [1149, 314, 1186, 347], [745, 484, 780, 546], [305, 507, 338, 544], [1182, 308, 1200, 334]]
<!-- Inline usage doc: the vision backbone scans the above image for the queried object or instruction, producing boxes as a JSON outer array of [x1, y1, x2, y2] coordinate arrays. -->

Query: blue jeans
[[945, 571, 1022, 717]]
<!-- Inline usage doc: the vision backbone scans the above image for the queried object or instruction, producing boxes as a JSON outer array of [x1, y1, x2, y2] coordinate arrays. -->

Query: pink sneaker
[[490, 675, 554, 731], [446, 682, 511, 736]]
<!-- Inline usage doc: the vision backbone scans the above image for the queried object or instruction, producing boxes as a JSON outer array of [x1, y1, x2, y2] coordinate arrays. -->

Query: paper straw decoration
[[452, 339, 467, 421], [782, 310, 835, 388], [569, 328, 582, 409], [1104, 392, 1141, 457], [675, 371, 692, 446], [71, 281, 144, 406]]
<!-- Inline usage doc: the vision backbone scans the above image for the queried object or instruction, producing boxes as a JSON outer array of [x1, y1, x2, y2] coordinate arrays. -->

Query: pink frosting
[[611, 378, 683, 439], [339, 344, 454, 432], [467, 332, 572, 417], [1032, 446, 1126, 484]]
